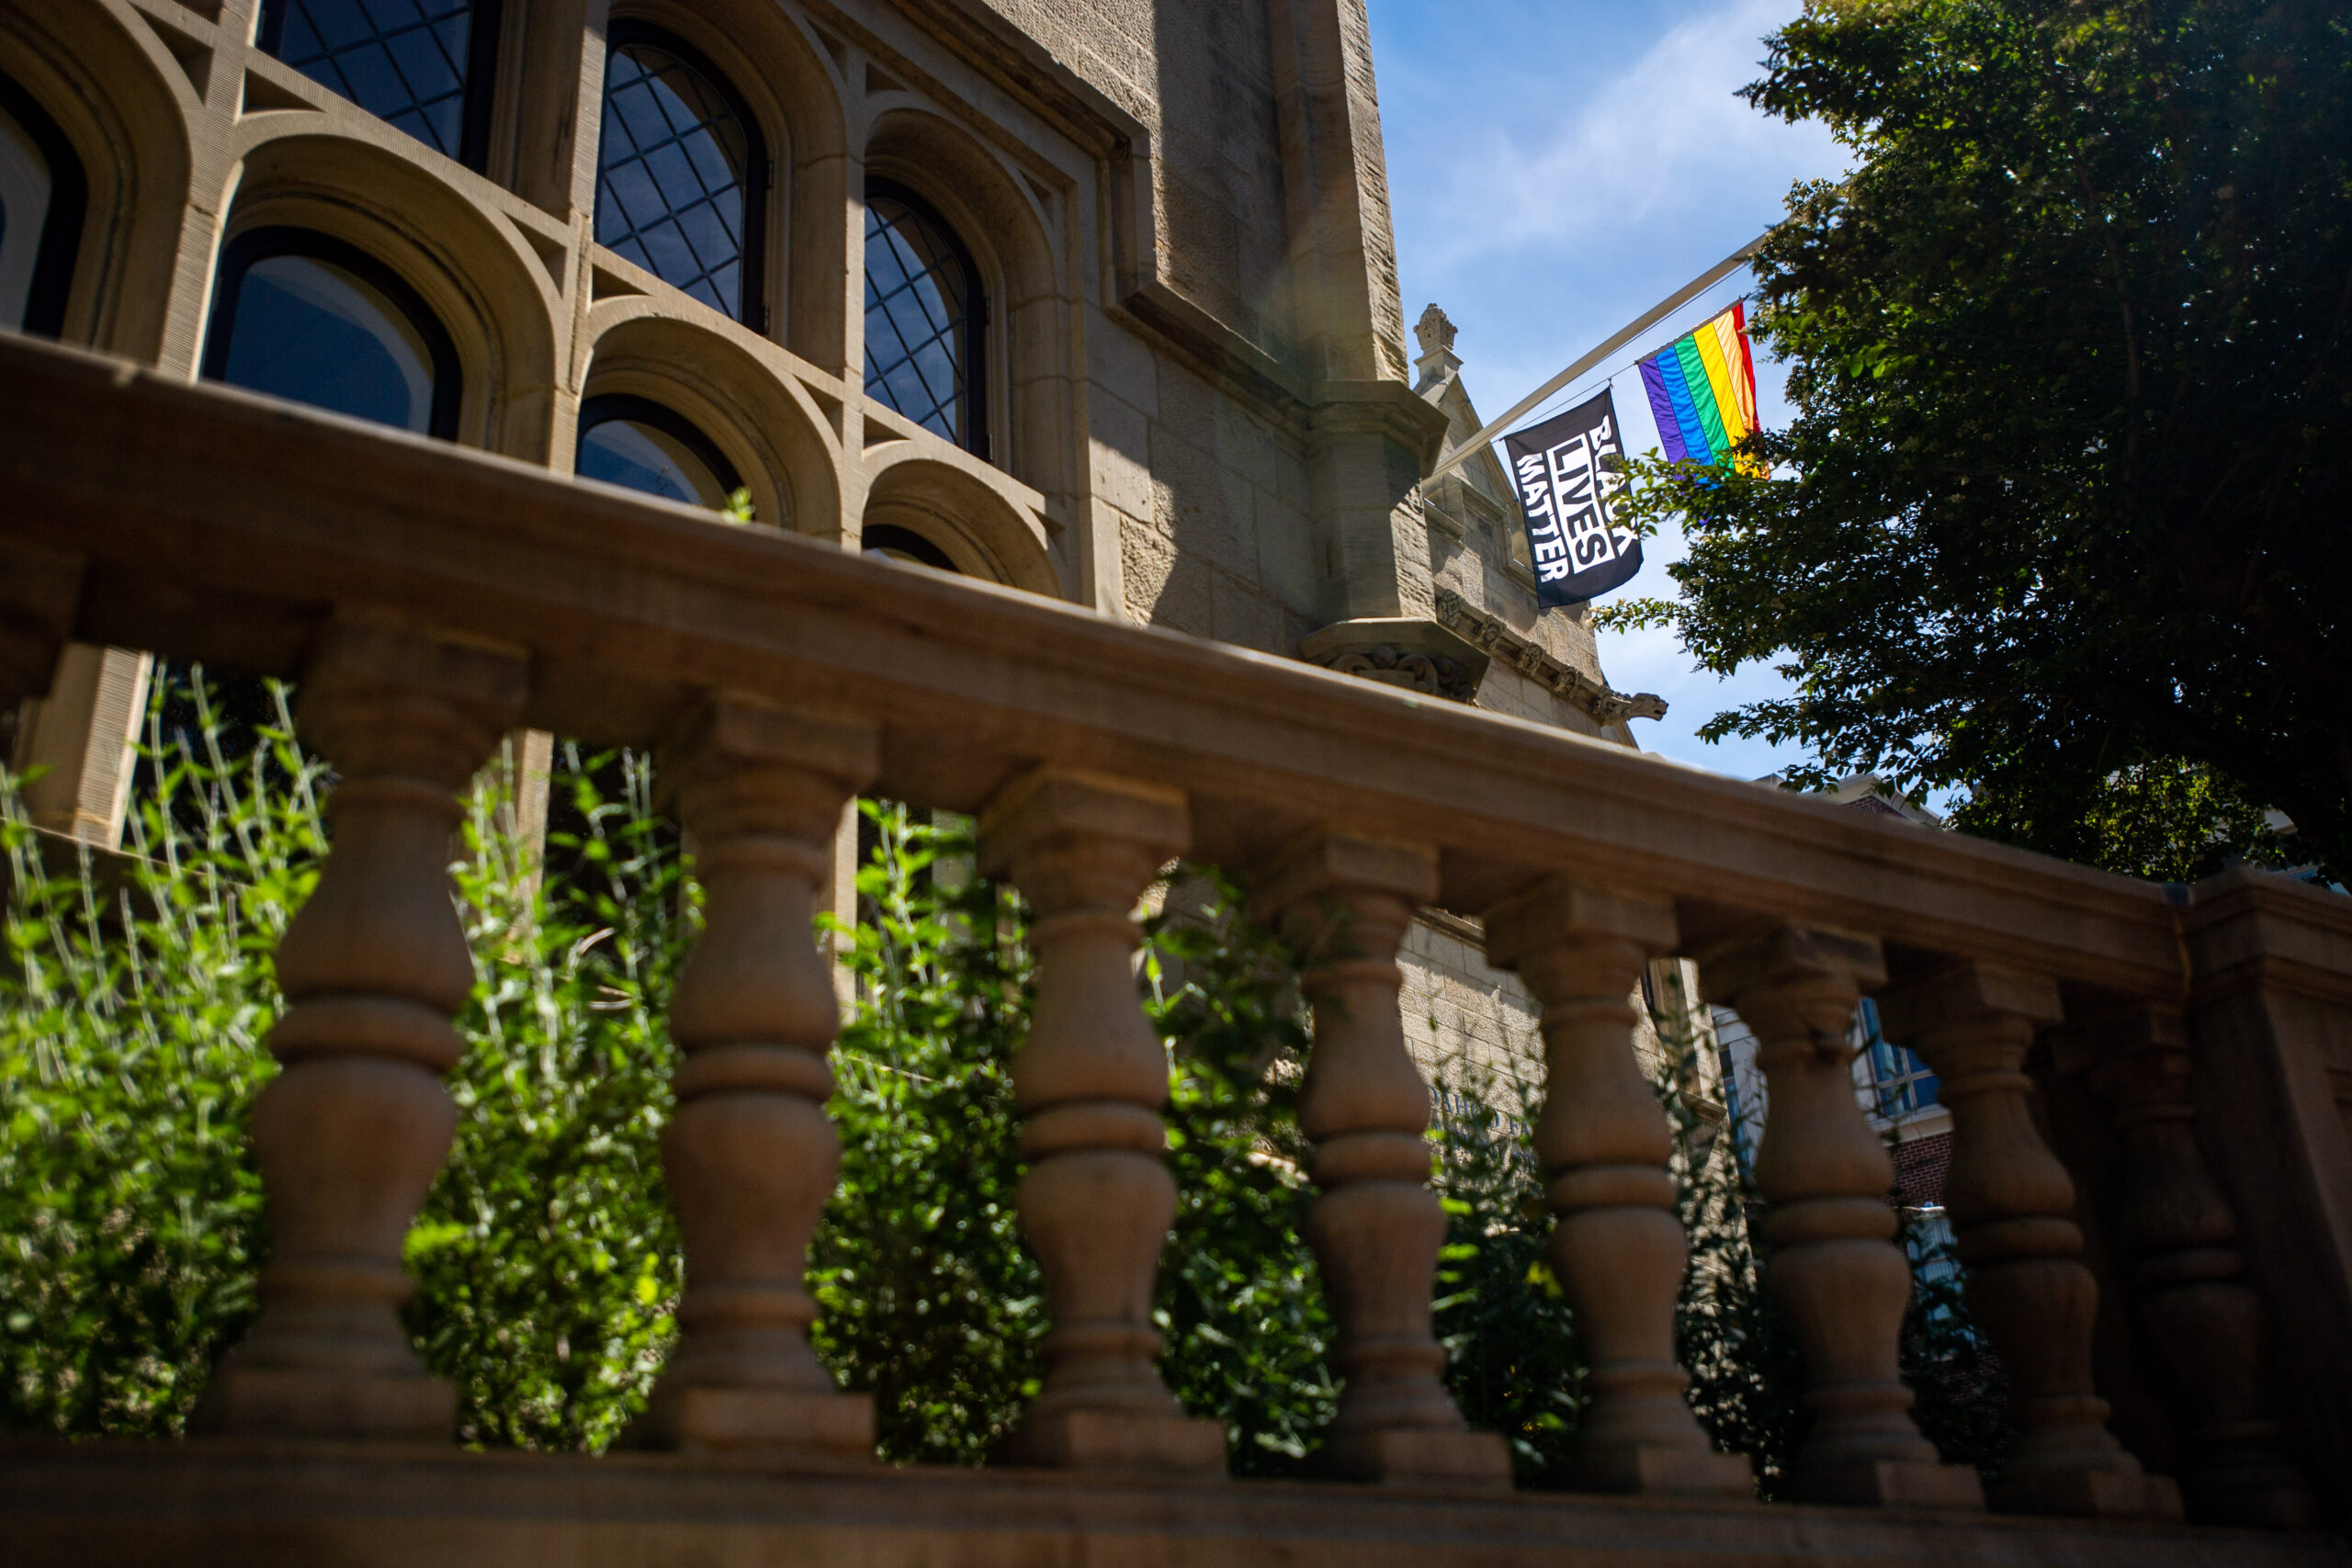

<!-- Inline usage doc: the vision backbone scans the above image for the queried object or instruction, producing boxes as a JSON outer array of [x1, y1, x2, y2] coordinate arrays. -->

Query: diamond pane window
[[865, 182, 986, 456], [258, 0, 500, 167], [595, 28, 765, 326]]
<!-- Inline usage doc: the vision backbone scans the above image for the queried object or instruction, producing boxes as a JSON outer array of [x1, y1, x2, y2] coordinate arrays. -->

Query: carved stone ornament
[[1297, 617, 1487, 704], [1432, 587, 1667, 725]]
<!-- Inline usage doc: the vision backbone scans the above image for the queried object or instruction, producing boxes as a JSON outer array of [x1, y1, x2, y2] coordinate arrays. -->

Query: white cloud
[[1409, 0, 1838, 276]]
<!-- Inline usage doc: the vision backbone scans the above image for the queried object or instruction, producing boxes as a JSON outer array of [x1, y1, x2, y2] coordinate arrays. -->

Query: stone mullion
[[1702, 924, 1983, 1508], [1485, 878, 1750, 1495], [1258, 832, 1509, 1486], [202, 617, 527, 1438], [634, 694, 876, 1456], [1880, 962, 2177, 1518]]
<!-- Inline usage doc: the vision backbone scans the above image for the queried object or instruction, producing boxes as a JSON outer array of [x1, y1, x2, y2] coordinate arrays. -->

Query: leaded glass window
[[0, 73, 85, 337], [201, 227, 460, 438], [576, 393, 742, 512], [595, 27, 765, 326], [258, 0, 502, 167], [865, 182, 985, 457]]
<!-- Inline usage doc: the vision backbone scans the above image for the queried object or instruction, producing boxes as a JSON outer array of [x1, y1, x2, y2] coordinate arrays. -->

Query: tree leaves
[[1614, 0, 2352, 881]]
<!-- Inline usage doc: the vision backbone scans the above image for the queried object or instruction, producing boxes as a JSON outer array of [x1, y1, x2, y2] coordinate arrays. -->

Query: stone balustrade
[[4, 333, 2349, 1562]]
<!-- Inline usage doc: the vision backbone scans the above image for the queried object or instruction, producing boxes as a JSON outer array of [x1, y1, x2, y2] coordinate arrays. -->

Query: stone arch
[[213, 124, 562, 460], [860, 450, 1061, 596], [577, 302, 843, 538], [601, 0, 848, 367], [863, 104, 1068, 498], [0, 1, 197, 361]]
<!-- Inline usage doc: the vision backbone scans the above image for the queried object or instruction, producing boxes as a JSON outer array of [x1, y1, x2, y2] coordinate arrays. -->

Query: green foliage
[[0, 675, 311, 1436], [810, 802, 1043, 1464], [1428, 1082, 1586, 1486], [1950, 756, 2285, 885], [1611, 0, 2352, 882], [1897, 1213, 2013, 1480], [1144, 872, 1335, 1474], [403, 743, 694, 1451]]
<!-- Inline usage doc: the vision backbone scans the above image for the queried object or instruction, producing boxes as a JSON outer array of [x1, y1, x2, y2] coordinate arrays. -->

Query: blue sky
[[1365, 0, 1847, 779]]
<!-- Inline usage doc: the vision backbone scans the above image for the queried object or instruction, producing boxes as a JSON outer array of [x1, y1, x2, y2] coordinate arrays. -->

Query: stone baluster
[[203, 617, 526, 1438], [978, 769, 1226, 1472], [1485, 878, 1751, 1495], [2074, 1003, 2313, 1528], [632, 695, 877, 1455], [1257, 832, 1510, 1485], [1701, 924, 1983, 1507], [1877, 963, 2177, 1517]]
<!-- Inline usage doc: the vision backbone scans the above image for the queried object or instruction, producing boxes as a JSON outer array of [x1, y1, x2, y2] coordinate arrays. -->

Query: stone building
[[2, 0, 1679, 1097]]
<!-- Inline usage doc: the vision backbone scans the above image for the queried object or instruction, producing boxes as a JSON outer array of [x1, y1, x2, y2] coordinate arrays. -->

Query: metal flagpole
[[1424, 230, 1772, 484]]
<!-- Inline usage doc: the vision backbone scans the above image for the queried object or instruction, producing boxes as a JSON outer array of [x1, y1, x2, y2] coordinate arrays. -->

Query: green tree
[[1609, 0, 2351, 882]]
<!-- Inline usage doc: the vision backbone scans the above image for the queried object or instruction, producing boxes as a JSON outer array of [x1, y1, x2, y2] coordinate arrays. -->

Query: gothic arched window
[[576, 393, 742, 511], [595, 25, 766, 328], [0, 73, 86, 336], [864, 180, 986, 458], [201, 227, 460, 438], [257, 0, 503, 168]]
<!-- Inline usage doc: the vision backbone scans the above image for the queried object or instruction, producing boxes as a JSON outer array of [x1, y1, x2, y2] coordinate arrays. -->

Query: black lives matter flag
[[1504, 389, 1640, 609]]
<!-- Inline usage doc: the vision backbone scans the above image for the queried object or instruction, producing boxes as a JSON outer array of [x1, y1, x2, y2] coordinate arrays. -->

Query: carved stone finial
[[1414, 303, 1456, 358], [1414, 304, 1462, 383]]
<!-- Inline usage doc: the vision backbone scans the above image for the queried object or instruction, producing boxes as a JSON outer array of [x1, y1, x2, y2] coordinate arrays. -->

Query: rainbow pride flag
[[1637, 302, 1760, 472]]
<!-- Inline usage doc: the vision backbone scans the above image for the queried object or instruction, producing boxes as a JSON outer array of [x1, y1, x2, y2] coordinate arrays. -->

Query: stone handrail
[[3, 333, 2346, 1527]]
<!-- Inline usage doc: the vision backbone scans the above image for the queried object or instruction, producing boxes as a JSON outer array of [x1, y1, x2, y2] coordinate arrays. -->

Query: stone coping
[[6, 333, 2344, 1003]]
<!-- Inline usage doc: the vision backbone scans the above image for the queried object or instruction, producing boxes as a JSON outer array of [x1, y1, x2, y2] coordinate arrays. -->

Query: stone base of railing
[[628, 1385, 875, 1455], [1800, 1457, 1987, 1510], [1575, 1442, 1757, 1496], [1996, 1465, 2185, 1520], [1320, 1427, 1513, 1486], [195, 1363, 457, 1443], [1001, 1408, 1228, 1472], [5, 1439, 2335, 1568]]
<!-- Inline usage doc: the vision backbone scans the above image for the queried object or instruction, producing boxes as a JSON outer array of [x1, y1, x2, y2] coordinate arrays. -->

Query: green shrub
[[0, 676, 307, 1436], [809, 802, 1040, 1463], [404, 741, 693, 1451]]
